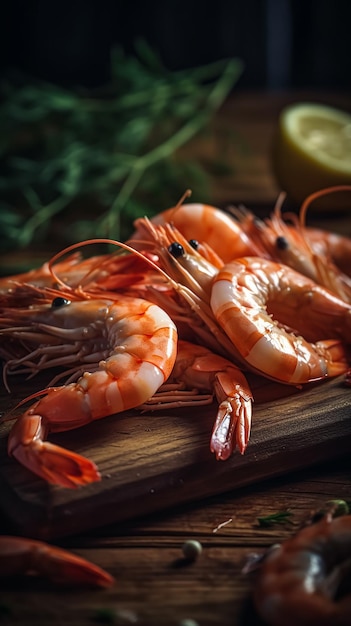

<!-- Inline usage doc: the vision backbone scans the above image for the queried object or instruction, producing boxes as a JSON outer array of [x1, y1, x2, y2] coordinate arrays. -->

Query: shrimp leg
[[0, 535, 114, 587]]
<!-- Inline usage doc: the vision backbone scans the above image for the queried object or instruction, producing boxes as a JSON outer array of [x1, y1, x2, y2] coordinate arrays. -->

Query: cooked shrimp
[[3, 296, 178, 487], [232, 187, 351, 302], [132, 218, 351, 385], [129, 217, 244, 362], [304, 226, 351, 279], [0, 252, 86, 292], [210, 257, 351, 383], [132, 201, 267, 263], [0, 244, 155, 307], [0, 535, 114, 587], [141, 339, 253, 458], [299, 186, 351, 281], [253, 513, 351, 626]]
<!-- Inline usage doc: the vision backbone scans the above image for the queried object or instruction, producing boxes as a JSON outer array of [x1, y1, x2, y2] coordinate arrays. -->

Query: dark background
[[0, 0, 350, 91]]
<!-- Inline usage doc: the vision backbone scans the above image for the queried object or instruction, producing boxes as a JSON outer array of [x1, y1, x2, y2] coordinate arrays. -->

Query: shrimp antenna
[[48, 237, 180, 296], [176, 188, 192, 208], [168, 189, 192, 221], [295, 185, 351, 280], [299, 185, 351, 228], [273, 191, 287, 215]]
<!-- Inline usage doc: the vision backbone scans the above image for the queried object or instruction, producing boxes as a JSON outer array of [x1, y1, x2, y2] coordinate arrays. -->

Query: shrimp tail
[[8, 413, 101, 488], [211, 371, 253, 459], [169, 340, 253, 460], [0, 536, 114, 587]]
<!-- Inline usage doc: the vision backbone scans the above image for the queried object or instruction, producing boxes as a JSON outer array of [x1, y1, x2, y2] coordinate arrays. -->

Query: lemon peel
[[272, 102, 351, 210]]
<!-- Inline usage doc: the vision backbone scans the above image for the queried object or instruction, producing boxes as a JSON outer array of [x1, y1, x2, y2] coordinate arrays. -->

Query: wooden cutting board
[[0, 374, 351, 540]]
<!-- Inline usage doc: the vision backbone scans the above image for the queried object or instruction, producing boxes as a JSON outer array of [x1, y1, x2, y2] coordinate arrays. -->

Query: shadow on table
[[239, 594, 268, 625]]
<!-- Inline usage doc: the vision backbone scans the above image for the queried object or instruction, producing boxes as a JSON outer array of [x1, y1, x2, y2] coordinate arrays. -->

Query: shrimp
[[0, 535, 114, 587], [210, 257, 351, 384], [132, 218, 351, 385], [2, 296, 178, 487], [132, 201, 267, 263], [0, 244, 155, 307], [304, 226, 351, 279], [129, 217, 243, 362], [253, 513, 351, 626], [141, 339, 253, 458], [232, 187, 351, 302]]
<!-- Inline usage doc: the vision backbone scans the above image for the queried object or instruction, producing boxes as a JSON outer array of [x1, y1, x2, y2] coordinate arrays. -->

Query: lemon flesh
[[272, 102, 351, 210]]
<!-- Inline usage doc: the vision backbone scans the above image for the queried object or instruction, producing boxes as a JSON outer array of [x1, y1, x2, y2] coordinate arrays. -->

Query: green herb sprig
[[257, 511, 294, 528], [0, 41, 243, 251]]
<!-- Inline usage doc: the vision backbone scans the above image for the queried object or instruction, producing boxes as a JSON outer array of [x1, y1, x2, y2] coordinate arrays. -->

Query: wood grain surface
[[1, 90, 351, 626], [1, 454, 350, 626], [1, 372, 351, 540]]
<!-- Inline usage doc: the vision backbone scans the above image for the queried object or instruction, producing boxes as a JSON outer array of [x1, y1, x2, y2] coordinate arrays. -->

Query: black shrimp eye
[[189, 239, 199, 250], [51, 297, 71, 308], [276, 235, 289, 250], [168, 241, 185, 258]]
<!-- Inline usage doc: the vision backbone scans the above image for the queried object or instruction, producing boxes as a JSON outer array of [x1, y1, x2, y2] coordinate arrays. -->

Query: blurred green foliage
[[0, 41, 242, 250]]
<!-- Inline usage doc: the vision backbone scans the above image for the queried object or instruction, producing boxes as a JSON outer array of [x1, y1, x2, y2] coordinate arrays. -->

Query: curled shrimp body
[[253, 514, 351, 626], [142, 340, 253, 459], [3, 296, 178, 488], [210, 257, 351, 384], [0, 535, 114, 587]]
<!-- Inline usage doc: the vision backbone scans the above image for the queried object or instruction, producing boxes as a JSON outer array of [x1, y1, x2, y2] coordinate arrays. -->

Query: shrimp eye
[[189, 239, 199, 250], [168, 242, 185, 258], [276, 236, 289, 250], [51, 297, 71, 308]]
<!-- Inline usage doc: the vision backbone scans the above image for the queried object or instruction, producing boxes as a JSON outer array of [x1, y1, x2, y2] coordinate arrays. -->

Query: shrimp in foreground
[[3, 296, 178, 488], [253, 513, 351, 626], [141, 340, 253, 459], [0, 535, 114, 587]]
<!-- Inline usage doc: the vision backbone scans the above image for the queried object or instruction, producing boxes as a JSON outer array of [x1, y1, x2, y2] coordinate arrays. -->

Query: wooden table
[[1, 90, 351, 626]]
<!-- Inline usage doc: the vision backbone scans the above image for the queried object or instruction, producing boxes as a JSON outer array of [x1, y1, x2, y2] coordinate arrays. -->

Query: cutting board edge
[[2, 431, 351, 541]]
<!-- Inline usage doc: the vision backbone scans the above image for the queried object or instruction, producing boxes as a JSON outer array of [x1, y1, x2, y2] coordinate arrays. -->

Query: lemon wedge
[[272, 102, 351, 210]]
